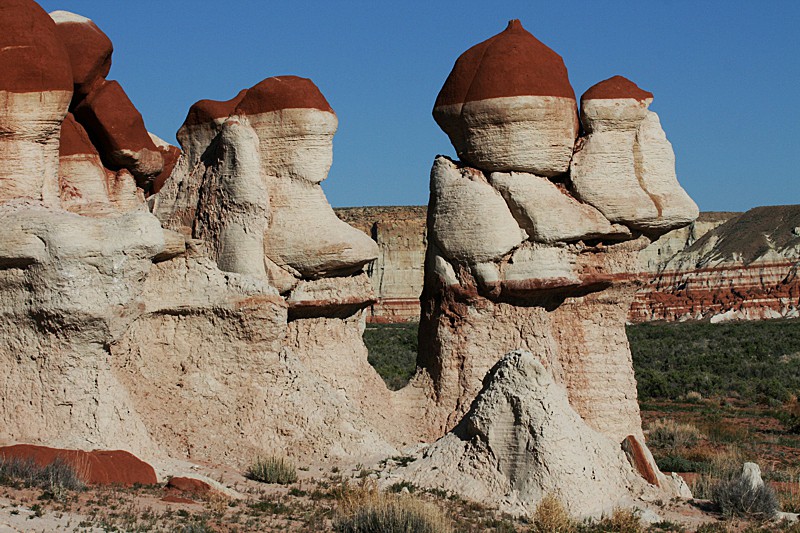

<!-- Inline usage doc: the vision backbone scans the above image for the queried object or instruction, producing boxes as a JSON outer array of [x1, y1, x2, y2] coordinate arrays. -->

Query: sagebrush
[[245, 456, 297, 485]]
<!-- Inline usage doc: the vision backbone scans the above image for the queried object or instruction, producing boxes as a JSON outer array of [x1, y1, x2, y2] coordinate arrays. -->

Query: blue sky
[[38, 1, 799, 212]]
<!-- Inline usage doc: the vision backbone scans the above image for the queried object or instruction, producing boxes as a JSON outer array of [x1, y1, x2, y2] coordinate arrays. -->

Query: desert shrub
[[775, 395, 800, 434], [363, 323, 418, 390], [0, 456, 84, 493], [579, 508, 644, 533], [688, 448, 745, 499], [646, 419, 703, 451], [656, 455, 708, 473], [531, 493, 575, 533], [628, 319, 800, 404], [333, 487, 451, 533], [245, 456, 297, 485], [711, 473, 779, 520]]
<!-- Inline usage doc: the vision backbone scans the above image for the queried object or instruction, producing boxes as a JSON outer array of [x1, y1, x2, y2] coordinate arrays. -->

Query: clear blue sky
[[38, 1, 799, 212]]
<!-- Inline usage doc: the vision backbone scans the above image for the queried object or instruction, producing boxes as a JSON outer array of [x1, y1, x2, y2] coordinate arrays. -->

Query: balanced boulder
[[433, 20, 578, 176]]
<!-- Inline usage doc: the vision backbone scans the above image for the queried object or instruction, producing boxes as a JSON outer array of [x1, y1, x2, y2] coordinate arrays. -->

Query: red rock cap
[[182, 89, 249, 128], [73, 79, 160, 155], [150, 143, 181, 195], [0, 0, 72, 93], [50, 11, 113, 94], [434, 19, 575, 109], [581, 75, 653, 102], [59, 112, 100, 157], [235, 75, 334, 116]]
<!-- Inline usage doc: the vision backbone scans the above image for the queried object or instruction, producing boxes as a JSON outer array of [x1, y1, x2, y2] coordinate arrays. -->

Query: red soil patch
[[52, 15, 113, 95], [434, 19, 575, 109], [235, 75, 334, 116], [582, 75, 653, 102], [0, 0, 72, 93], [166, 476, 212, 496], [0, 444, 157, 486]]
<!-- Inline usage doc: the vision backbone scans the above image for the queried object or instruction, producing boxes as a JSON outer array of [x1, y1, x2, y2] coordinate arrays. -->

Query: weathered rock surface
[[631, 206, 800, 322], [571, 76, 697, 234], [415, 20, 698, 514], [429, 156, 526, 264], [392, 351, 666, 517], [433, 20, 578, 176], [0, 0, 72, 206]]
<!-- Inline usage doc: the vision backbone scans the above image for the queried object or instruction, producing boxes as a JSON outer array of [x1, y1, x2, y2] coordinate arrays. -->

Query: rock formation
[[1, 1, 408, 469], [631, 206, 800, 322], [403, 19, 697, 514]]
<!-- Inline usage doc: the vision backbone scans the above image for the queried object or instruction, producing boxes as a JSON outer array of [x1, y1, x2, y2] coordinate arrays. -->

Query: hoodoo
[[433, 19, 578, 176], [0, 0, 72, 205]]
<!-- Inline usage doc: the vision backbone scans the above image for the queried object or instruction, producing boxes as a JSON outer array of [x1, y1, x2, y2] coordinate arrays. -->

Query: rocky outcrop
[[1, 2, 407, 470], [50, 9, 164, 190], [393, 351, 668, 517], [0, 0, 72, 206], [412, 19, 697, 513], [631, 206, 800, 322]]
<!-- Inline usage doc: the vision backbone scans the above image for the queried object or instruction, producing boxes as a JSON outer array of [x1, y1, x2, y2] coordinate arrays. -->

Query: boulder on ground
[[0, 444, 157, 486]]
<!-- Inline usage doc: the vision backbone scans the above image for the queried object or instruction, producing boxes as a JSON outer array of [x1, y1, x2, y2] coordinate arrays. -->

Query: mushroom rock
[[235, 76, 336, 183], [0, 0, 73, 205], [147, 132, 181, 196], [49, 10, 113, 98], [58, 112, 113, 214], [433, 20, 578, 176], [569, 76, 661, 229], [416, 31, 699, 515], [72, 79, 163, 186]]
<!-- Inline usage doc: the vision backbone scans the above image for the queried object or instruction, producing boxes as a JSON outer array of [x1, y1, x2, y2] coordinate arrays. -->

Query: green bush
[[245, 456, 297, 485], [363, 323, 418, 390], [628, 319, 800, 404]]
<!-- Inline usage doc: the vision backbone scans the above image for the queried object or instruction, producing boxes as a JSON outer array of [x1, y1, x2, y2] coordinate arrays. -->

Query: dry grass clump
[[646, 418, 704, 451], [245, 455, 297, 485], [590, 508, 645, 533], [333, 481, 451, 533], [0, 456, 85, 494], [531, 493, 575, 533], [690, 448, 746, 499]]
